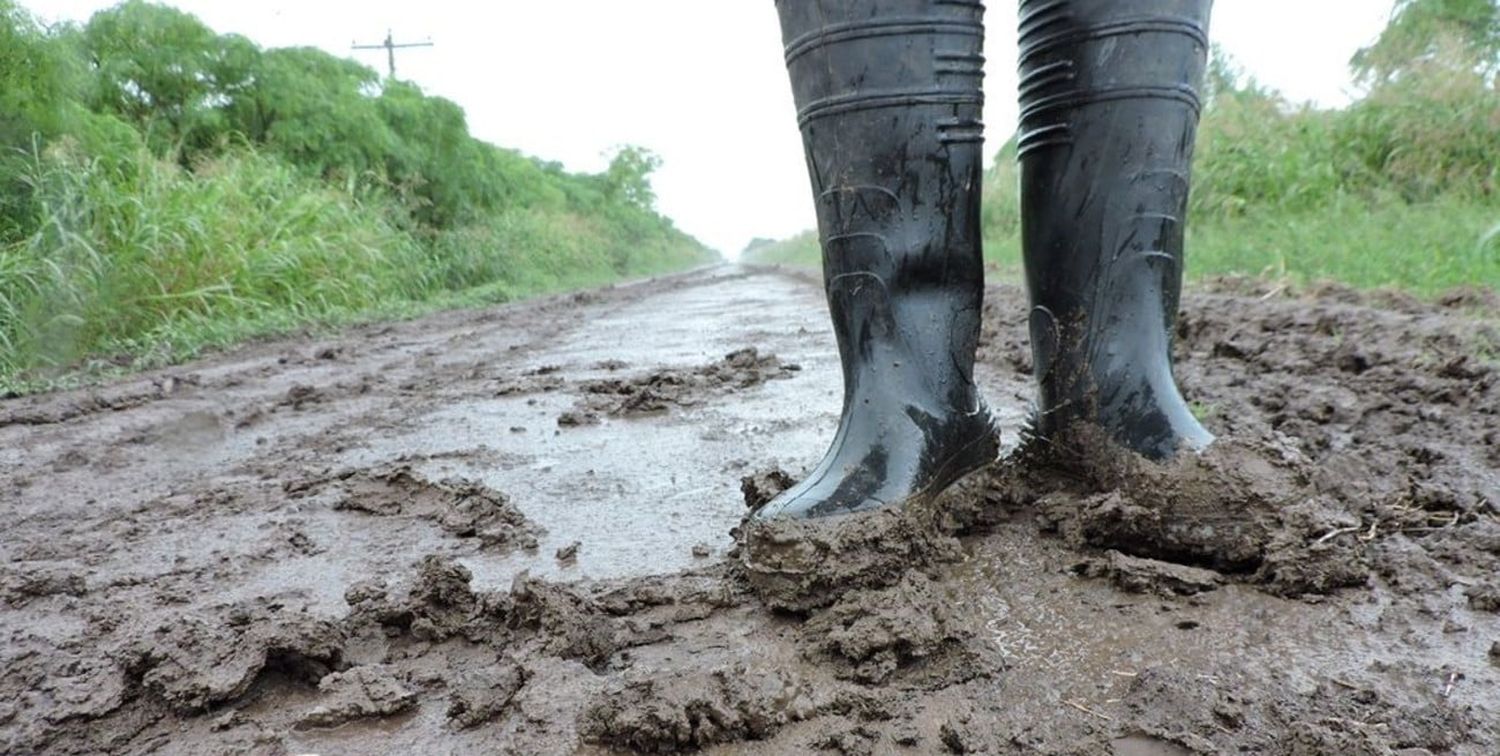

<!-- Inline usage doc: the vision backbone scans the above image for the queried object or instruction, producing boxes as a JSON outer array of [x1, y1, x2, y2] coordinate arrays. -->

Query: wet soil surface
[[3, 266, 1497, 754]]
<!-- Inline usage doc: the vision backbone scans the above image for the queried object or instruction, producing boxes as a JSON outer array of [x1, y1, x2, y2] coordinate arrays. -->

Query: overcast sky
[[29, 1, 1395, 257]]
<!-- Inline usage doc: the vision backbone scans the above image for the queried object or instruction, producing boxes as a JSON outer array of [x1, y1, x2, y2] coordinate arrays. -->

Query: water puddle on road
[[335, 268, 1033, 586]]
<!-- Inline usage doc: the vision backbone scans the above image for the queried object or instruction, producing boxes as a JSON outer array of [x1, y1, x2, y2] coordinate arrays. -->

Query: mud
[[319, 464, 541, 549], [2, 266, 1497, 754], [735, 504, 964, 612], [574, 346, 800, 420]]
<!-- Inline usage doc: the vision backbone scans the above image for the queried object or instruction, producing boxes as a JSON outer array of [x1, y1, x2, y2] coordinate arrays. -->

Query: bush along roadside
[[0, 1, 714, 393]]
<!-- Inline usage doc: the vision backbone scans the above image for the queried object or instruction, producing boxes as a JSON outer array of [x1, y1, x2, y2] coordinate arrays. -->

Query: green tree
[[2, 1, 68, 147], [81, 1, 251, 155], [1, 2, 100, 239], [229, 46, 395, 179], [602, 145, 662, 210], [376, 80, 493, 225], [1352, 0, 1500, 84]]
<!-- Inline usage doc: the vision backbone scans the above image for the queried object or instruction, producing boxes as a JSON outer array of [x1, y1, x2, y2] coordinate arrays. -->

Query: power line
[[352, 29, 433, 78]]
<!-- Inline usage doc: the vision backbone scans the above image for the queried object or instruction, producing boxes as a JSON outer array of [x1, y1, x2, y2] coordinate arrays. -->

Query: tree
[[602, 145, 661, 210], [229, 46, 395, 178], [1352, 0, 1500, 85], [376, 80, 489, 225], [81, 1, 251, 155]]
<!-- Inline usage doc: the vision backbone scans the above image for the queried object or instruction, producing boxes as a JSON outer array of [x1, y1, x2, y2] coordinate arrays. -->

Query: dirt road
[[3, 265, 1498, 754]]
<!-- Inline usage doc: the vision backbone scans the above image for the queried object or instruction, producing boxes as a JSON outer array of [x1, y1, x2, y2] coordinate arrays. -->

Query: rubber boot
[[1017, 0, 1215, 460], [755, 0, 1000, 520]]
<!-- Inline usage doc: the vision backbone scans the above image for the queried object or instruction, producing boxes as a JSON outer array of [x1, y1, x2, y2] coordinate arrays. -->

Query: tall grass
[[425, 207, 710, 301], [0, 141, 708, 388], [0, 142, 426, 378], [1186, 58, 1499, 293]]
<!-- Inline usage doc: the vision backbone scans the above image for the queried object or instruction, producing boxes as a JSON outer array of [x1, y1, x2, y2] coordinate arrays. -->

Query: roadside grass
[[0, 144, 707, 394], [744, 198, 1499, 298], [1188, 198, 1500, 293]]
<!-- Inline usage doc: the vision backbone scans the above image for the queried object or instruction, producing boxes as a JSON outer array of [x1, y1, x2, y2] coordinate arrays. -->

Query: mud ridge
[[566, 347, 800, 424], [308, 464, 542, 550]]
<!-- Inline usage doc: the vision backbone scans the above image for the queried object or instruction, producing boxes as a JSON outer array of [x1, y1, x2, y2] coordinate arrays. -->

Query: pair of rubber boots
[[755, 0, 1215, 522]]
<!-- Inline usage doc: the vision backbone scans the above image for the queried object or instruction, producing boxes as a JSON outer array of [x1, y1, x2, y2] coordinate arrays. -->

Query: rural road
[[2, 264, 1020, 599], [3, 265, 1497, 754]]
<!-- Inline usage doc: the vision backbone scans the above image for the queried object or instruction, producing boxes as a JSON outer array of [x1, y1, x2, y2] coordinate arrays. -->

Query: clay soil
[[3, 266, 1498, 755]]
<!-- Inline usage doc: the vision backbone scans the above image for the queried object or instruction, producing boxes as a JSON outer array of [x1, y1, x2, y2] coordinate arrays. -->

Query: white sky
[[28, 1, 1395, 256]]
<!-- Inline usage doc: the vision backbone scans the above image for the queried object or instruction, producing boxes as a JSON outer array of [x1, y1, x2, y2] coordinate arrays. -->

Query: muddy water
[[3, 266, 1497, 754], [353, 271, 847, 582], [333, 269, 1028, 586]]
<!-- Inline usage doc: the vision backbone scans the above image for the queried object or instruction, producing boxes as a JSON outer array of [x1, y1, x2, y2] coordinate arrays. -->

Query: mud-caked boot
[[1017, 0, 1216, 460], [742, 0, 1000, 609]]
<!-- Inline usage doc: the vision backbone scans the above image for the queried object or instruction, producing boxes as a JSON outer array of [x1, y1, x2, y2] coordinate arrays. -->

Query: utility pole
[[352, 29, 433, 78]]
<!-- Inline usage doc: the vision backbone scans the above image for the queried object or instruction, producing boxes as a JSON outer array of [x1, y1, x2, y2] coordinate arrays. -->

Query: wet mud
[[2, 266, 1497, 754]]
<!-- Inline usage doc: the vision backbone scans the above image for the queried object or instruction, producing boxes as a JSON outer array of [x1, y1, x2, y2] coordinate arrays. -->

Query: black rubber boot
[[756, 0, 1000, 520], [1017, 0, 1215, 460]]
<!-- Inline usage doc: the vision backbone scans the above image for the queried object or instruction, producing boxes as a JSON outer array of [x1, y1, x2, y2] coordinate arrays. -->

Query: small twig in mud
[[1399, 514, 1463, 535], [1108, 670, 1138, 678], [1259, 285, 1287, 301], [1331, 678, 1360, 690], [1360, 520, 1380, 542], [1314, 526, 1362, 545], [1063, 699, 1112, 721], [1443, 671, 1461, 698], [1326, 717, 1389, 730]]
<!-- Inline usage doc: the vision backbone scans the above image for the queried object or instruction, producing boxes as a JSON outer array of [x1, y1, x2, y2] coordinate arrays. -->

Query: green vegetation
[[750, 0, 1500, 297], [0, 1, 712, 391]]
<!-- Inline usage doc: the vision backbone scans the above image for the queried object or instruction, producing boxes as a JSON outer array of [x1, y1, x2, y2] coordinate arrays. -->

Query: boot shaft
[[1018, 0, 1212, 158], [774, 0, 991, 418], [1017, 0, 1212, 300], [776, 0, 987, 289]]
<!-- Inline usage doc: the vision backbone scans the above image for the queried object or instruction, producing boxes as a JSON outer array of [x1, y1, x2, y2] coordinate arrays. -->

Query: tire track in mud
[[2, 266, 1498, 754]]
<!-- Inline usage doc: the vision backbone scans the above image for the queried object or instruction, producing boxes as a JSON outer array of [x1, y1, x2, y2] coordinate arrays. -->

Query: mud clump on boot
[[740, 468, 795, 510], [735, 501, 963, 613], [996, 427, 1371, 597], [1038, 430, 1287, 571]]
